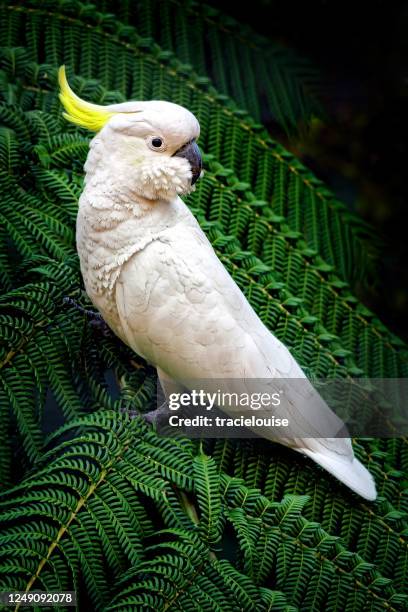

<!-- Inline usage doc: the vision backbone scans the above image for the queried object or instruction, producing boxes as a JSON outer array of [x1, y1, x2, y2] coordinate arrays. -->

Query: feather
[[113, 201, 377, 500]]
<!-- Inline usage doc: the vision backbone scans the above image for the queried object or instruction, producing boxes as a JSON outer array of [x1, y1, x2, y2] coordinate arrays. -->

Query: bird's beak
[[173, 140, 202, 185]]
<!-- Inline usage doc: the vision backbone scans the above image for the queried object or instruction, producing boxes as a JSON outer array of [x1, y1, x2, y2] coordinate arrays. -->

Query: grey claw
[[142, 401, 169, 425], [63, 296, 112, 336], [119, 407, 140, 420], [118, 401, 168, 425]]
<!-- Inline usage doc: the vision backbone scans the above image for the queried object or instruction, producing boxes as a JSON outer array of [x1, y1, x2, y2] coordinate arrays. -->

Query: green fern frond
[[97, 0, 323, 132], [0, 0, 380, 287], [1, 412, 406, 610], [193, 451, 223, 547]]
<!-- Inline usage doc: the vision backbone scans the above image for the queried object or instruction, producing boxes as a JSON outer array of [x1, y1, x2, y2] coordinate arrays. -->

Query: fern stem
[[18, 468, 108, 611], [178, 490, 217, 561], [179, 490, 199, 525]]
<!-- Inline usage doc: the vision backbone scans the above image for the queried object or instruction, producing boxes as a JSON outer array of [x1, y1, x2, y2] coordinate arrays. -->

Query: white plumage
[[59, 67, 377, 501]]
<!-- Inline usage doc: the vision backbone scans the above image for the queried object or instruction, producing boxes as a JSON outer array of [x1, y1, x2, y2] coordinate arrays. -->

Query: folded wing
[[115, 222, 376, 500]]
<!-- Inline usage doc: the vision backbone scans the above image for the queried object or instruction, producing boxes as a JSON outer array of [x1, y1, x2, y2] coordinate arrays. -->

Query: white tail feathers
[[302, 449, 377, 500]]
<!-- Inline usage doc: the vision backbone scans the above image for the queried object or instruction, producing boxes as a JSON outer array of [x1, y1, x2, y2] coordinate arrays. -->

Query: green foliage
[[97, 0, 323, 133], [0, 1, 407, 611], [0, 0, 380, 286], [194, 450, 223, 547], [1, 412, 407, 611]]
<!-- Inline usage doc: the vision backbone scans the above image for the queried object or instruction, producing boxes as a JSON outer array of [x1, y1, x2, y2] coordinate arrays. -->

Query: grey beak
[[173, 140, 202, 185]]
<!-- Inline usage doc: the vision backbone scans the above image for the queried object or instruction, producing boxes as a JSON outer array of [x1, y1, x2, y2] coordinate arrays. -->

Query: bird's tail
[[302, 449, 377, 500]]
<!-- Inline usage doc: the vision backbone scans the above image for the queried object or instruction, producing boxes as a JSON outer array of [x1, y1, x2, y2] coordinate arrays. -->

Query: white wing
[[115, 221, 376, 500]]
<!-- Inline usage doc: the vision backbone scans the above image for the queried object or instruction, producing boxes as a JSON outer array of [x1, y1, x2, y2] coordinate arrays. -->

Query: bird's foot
[[63, 296, 112, 336], [143, 401, 169, 425], [119, 401, 169, 426]]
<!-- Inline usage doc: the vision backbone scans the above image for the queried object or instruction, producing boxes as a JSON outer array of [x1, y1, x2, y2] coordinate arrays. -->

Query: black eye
[[151, 137, 163, 148]]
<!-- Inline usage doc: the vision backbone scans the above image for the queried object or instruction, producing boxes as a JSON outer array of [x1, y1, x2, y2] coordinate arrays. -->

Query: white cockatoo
[[58, 66, 376, 500]]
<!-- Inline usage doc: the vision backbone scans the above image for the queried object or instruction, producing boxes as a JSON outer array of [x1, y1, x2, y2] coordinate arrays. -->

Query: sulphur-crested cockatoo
[[58, 66, 376, 500]]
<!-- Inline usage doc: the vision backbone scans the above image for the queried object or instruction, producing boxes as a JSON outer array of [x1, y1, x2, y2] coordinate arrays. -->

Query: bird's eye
[[147, 136, 166, 152]]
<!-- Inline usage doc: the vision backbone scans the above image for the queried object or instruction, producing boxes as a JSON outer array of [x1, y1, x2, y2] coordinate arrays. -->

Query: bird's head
[[58, 66, 202, 201]]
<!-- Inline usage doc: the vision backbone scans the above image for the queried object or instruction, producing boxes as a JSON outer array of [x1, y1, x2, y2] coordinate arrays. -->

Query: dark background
[[215, 0, 408, 340]]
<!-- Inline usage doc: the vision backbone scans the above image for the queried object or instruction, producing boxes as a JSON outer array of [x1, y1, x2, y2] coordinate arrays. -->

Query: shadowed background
[[216, 0, 408, 340]]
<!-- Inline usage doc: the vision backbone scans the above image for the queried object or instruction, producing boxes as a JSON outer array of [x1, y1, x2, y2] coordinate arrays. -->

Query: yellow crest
[[58, 66, 115, 131]]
